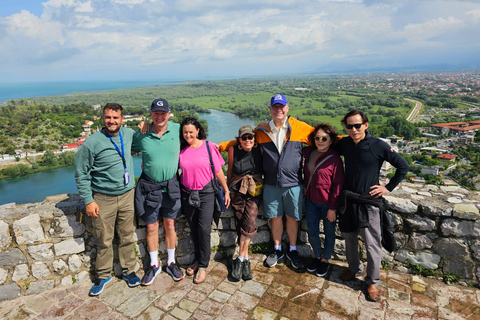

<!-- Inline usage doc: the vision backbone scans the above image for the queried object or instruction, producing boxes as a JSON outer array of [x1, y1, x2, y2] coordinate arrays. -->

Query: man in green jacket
[[74, 103, 140, 296]]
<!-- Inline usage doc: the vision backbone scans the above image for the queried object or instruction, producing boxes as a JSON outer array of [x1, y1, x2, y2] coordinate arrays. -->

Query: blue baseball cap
[[150, 98, 170, 112], [270, 94, 287, 107]]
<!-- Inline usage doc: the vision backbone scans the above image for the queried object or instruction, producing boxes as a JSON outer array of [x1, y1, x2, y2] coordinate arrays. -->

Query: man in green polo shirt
[[132, 98, 184, 284]]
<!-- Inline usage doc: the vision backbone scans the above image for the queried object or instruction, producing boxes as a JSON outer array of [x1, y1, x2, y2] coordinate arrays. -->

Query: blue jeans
[[305, 199, 336, 260]]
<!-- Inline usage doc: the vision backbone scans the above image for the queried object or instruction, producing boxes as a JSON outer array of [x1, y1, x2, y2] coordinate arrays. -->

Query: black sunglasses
[[345, 123, 364, 130], [314, 136, 329, 142], [241, 135, 254, 141]]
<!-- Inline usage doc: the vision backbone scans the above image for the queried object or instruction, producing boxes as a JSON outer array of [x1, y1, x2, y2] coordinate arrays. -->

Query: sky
[[0, 0, 479, 82]]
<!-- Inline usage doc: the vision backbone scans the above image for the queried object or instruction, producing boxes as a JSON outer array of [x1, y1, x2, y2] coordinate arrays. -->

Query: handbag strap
[[305, 154, 333, 192], [205, 141, 219, 191]]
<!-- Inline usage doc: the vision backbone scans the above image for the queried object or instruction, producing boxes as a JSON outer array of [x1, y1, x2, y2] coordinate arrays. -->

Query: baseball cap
[[150, 98, 170, 112], [270, 94, 287, 107], [238, 125, 254, 137]]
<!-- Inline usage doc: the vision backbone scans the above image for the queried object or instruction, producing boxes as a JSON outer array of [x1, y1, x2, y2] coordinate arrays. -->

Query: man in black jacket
[[335, 110, 409, 302]]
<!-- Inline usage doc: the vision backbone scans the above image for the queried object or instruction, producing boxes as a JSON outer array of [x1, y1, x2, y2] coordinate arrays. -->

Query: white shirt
[[269, 118, 289, 154]]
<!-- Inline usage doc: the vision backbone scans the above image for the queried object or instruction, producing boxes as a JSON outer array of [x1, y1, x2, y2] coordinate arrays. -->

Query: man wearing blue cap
[[133, 98, 184, 285], [219, 94, 314, 270]]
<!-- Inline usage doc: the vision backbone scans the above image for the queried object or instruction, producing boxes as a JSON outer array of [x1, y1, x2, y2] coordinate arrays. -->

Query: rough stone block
[[26, 280, 54, 295], [441, 219, 474, 237], [50, 215, 85, 237], [421, 202, 452, 217], [0, 248, 27, 266], [32, 262, 50, 279], [54, 238, 85, 256], [251, 230, 270, 245], [443, 258, 475, 279], [0, 268, 6, 285], [433, 238, 468, 257], [408, 233, 433, 250], [13, 213, 46, 245], [384, 196, 418, 214], [470, 241, 480, 261], [406, 216, 435, 232], [68, 254, 82, 272], [219, 231, 237, 247], [0, 284, 20, 301], [12, 264, 29, 282], [395, 250, 441, 270], [0, 220, 11, 250], [53, 259, 68, 273], [453, 203, 479, 220], [27, 243, 54, 261]]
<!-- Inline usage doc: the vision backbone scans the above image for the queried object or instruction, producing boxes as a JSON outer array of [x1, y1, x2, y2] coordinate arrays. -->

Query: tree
[[40, 151, 58, 167]]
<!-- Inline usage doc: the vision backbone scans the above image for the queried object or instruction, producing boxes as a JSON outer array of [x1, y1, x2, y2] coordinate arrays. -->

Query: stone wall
[[0, 182, 479, 301]]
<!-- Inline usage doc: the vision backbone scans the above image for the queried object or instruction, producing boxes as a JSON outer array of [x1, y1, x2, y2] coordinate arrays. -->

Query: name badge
[[124, 171, 130, 185]]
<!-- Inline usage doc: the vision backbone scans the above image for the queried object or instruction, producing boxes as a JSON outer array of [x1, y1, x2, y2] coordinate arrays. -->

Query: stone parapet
[[0, 182, 479, 301]]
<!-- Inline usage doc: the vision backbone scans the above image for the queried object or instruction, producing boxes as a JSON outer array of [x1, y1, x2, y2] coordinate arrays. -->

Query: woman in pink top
[[179, 117, 230, 284]]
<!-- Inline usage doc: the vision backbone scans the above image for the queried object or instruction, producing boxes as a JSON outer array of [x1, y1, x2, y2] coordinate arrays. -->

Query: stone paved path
[[1, 254, 479, 319]]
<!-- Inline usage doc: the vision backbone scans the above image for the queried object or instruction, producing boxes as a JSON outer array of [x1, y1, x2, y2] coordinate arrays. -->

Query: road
[[405, 98, 422, 122]]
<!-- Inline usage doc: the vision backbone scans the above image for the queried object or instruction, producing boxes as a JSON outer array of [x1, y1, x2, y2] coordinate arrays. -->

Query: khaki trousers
[[91, 188, 136, 279]]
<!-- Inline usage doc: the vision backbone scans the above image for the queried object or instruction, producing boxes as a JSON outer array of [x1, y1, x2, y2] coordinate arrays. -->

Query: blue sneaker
[[89, 277, 112, 296], [142, 264, 161, 286], [122, 272, 141, 287], [166, 262, 184, 282]]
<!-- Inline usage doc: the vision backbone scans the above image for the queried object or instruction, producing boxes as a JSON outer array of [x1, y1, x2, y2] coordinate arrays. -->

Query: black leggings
[[181, 190, 215, 268]]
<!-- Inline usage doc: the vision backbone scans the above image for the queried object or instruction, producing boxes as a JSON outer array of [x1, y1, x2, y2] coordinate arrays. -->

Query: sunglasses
[[345, 123, 364, 130], [241, 135, 254, 141], [314, 136, 329, 142]]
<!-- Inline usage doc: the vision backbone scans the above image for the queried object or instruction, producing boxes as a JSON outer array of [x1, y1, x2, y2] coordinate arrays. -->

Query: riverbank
[[0, 110, 254, 205]]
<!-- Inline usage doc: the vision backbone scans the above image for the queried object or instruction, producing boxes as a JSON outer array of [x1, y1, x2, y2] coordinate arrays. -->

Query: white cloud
[[75, 1, 94, 13], [0, 0, 479, 81], [466, 9, 480, 22], [75, 16, 126, 28], [1, 10, 64, 44]]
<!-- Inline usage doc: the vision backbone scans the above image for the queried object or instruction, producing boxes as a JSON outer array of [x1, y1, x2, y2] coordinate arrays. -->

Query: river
[[0, 110, 255, 205]]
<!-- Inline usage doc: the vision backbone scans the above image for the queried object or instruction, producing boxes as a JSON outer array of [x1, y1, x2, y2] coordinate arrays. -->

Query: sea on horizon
[[0, 79, 190, 103]]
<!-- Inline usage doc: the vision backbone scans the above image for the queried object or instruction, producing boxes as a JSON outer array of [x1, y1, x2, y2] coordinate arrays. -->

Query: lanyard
[[103, 129, 126, 170]]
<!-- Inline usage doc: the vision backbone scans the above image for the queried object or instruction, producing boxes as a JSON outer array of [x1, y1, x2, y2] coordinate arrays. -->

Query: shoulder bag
[[205, 141, 226, 227]]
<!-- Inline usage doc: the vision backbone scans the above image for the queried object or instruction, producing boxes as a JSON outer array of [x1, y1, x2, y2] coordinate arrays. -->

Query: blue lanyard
[[104, 129, 126, 170]]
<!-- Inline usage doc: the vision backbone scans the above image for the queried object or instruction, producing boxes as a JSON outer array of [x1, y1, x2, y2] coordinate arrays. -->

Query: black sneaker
[[315, 261, 330, 277], [242, 259, 253, 281], [122, 272, 141, 287], [286, 249, 304, 270], [166, 262, 184, 282], [265, 249, 284, 268], [231, 257, 243, 281], [307, 259, 321, 273], [141, 264, 161, 286]]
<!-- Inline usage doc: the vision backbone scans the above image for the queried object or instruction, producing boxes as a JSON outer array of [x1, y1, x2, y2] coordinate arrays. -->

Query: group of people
[[74, 93, 409, 302]]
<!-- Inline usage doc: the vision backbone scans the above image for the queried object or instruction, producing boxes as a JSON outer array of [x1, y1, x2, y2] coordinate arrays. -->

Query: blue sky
[[1, 0, 479, 82]]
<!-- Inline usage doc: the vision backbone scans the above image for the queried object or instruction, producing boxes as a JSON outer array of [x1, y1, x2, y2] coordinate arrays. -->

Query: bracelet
[[225, 190, 230, 194]]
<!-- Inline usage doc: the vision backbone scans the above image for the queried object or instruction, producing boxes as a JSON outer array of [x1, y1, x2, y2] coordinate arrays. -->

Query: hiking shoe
[[231, 257, 243, 281], [315, 261, 330, 277], [166, 262, 184, 282], [142, 264, 161, 286], [286, 249, 304, 270], [307, 259, 321, 273], [265, 249, 284, 268], [122, 272, 141, 287], [242, 259, 253, 281], [89, 277, 112, 296]]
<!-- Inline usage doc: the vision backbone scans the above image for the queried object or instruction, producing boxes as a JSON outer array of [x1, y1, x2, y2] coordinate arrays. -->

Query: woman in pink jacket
[[303, 123, 344, 277]]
